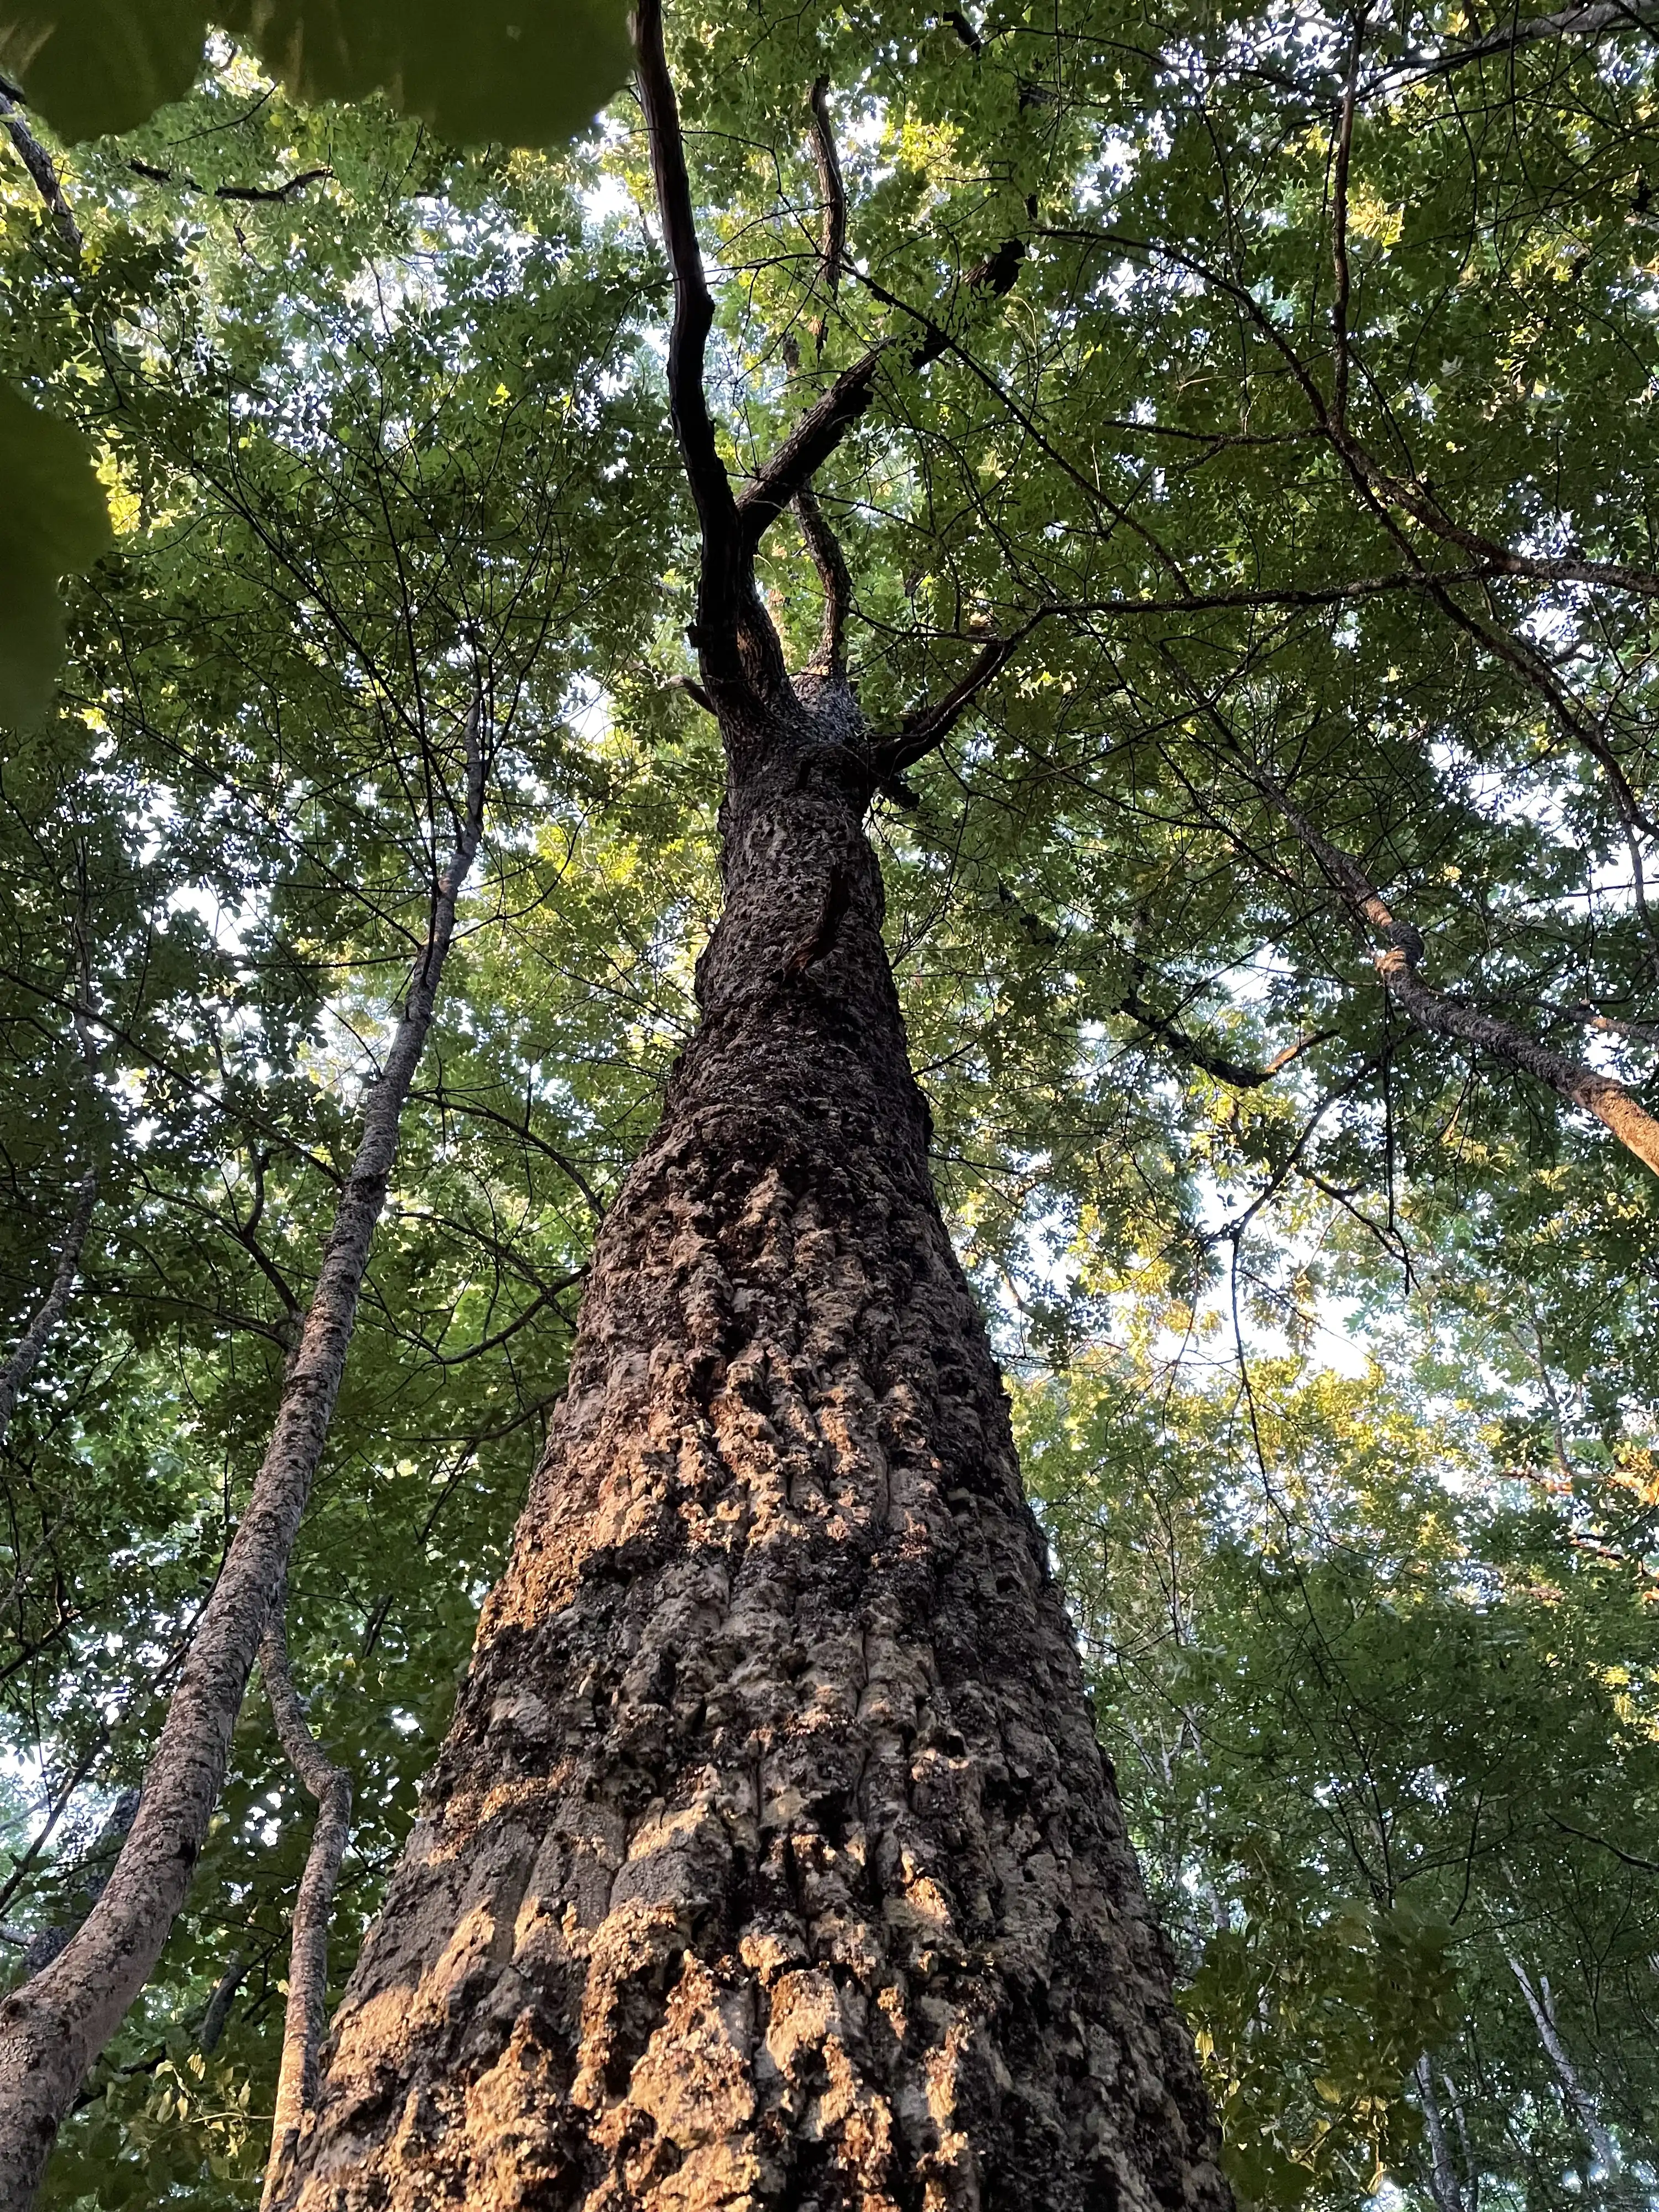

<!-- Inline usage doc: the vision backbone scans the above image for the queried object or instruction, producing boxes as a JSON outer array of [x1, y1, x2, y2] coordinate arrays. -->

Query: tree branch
[[0, 90, 80, 253], [127, 159, 333, 205], [877, 617, 1042, 776], [1330, 3, 1369, 437], [1120, 985, 1335, 1088], [1248, 763, 1659, 1177], [736, 241, 1026, 564], [806, 75, 845, 351], [1564, 1001, 1659, 1049], [634, 0, 785, 699], [794, 484, 852, 676], [1372, 0, 1659, 92]]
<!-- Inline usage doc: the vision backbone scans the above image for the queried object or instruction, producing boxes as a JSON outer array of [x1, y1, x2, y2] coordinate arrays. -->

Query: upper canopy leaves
[[0, 0, 633, 145], [0, 384, 109, 725], [0, 0, 632, 729]]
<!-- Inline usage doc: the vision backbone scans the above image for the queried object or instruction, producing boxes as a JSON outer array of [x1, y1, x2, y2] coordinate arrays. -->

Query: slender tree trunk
[[1443, 2072, 1478, 2212], [0, 1169, 96, 1455], [1415, 2053, 1463, 2212], [280, 697, 1229, 2210], [260, 1598, 353, 2210], [0, 718, 486, 2208], [1503, 1949, 1619, 2175]]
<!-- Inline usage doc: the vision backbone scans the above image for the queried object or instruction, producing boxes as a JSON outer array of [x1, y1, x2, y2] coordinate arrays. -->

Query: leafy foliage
[[0, 0, 632, 144], [0, 384, 110, 723], [2, 4, 1658, 2206]]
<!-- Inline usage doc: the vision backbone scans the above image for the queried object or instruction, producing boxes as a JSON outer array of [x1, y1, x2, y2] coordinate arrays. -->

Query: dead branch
[[0, 1172, 96, 1455]]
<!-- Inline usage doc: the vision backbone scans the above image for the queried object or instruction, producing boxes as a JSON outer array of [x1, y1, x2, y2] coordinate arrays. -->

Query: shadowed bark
[[276, 682, 1230, 2212]]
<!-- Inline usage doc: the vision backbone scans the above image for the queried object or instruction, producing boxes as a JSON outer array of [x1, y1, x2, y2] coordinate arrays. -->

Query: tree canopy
[[1, 2, 1657, 2205]]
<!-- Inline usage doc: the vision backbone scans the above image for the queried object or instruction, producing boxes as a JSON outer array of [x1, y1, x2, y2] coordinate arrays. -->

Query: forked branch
[[737, 241, 1025, 563], [633, 0, 761, 693]]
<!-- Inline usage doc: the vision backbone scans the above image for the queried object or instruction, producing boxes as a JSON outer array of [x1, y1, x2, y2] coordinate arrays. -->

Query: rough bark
[[0, 716, 486, 2209], [0, 90, 81, 253], [262, 1598, 354, 2210], [278, 674, 1230, 2210]]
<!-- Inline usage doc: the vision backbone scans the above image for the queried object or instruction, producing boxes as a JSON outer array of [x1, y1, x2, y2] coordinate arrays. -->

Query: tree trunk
[[1415, 2053, 1463, 2212], [1503, 1949, 1619, 2176], [280, 697, 1229, 2211]]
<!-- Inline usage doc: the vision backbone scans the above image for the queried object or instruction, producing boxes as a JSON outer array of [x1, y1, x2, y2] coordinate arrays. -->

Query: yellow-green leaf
[[0, 0, 632, 146], [0, 385, 112, 726]]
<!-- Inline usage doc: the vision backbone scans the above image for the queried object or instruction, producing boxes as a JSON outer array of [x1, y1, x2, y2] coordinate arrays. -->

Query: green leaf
[[225, 0, 635, 149], [0, 385, 112, 726], [0, 0, 633, 145], [0, 2, 206, 141]]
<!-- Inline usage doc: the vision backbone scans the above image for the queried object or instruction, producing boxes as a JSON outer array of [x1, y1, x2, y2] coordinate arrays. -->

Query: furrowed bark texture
[[281, 694, 1229, 2211], [0, 723, 484, 2209]]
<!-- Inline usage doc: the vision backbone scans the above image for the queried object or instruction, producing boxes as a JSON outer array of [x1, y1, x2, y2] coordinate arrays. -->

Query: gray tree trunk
[[1415, 2053, 1463, 2212], [260, 1599, 353, 2209], [278, 688, 1230, 2211], [1504, 1949, 1619, 2176]]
